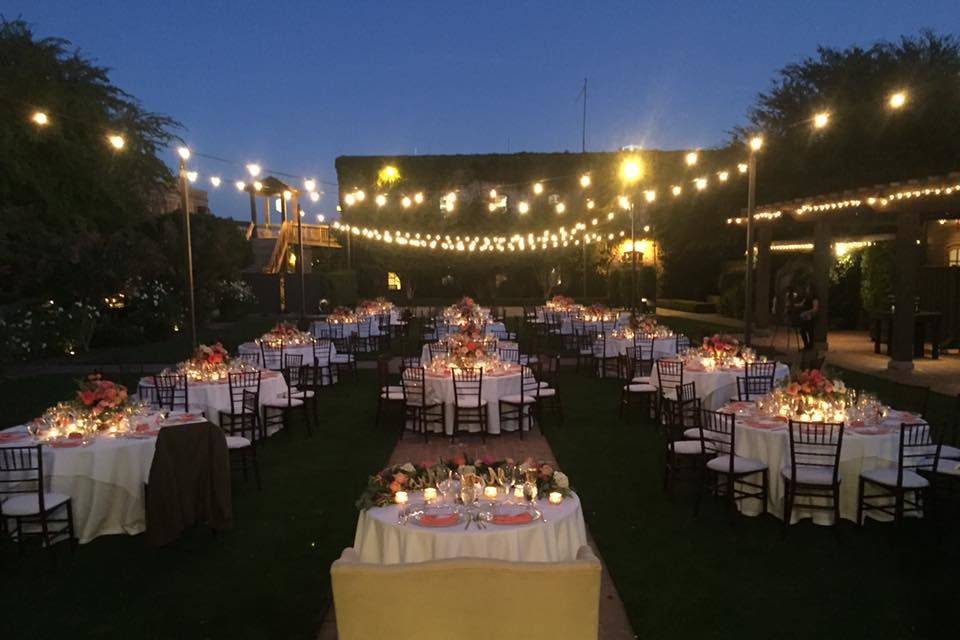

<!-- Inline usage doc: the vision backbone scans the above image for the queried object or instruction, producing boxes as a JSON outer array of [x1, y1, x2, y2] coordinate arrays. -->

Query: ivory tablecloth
[[651, 361, 790, 409], [603, 336, 679, 360], [354, 492, 588, 564], [138, 371, 288, 426], [422, 369, 527, 435]]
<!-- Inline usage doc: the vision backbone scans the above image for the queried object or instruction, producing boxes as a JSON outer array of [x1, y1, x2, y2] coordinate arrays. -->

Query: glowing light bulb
[[235, 180, 246, 191], [246, 163, 261, 178], [671, 185, 682, 196], [489, 189, 498, 199], [694, 178, 708, 190], [375, 194, 387, 207], [309, 191, 320, 202], [888, 91, 907, 109], [749, 136, 764, 152], [555, 202, 566, 214], [304, 178, 316, 192], [253, 180, 263, 191], [618, 195, 630, 209], [813, 111, 830, 129], [518, 201, 530, 214], [31, 111, 50, 126], [533, 182, 544, 195], [718, 171, 729, 182], [107, 134, 125, 150], [177, 146, 191, 160], [738, 163, 749, 174], [620, 159, 642, 182], [209, 176, 221, 187], [580, 174, 591, 188], [414, 192, 424, 204], [186, 171, 198, 183], [401, 196, 412, 208], [355, 190, 366, 201], [283, 190, 292, 201], [685, 151, 698, 166], [344, 193, 356, 206], [644, 190, 656, 203], [317, 214, 325, 222], [586, 199, 595, 209]]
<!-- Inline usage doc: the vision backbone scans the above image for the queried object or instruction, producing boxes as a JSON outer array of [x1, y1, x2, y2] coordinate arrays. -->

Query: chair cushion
[[380, 390, 405, 400], [455, 398, 487, 408], [501, 393, 537, 405], [263, 397, 304, 409], [660, 388, 678, 400], [225, 435, 251, 449], [707, 455, 767, 475], [860, 467, 930, 489], [1, 492, 70, 516], [939, 444, 960, 460], [537, 387, 557, 398], [380, 385, 403, 394], [781, 465, 837, 486], [683, 427, 701, 440], [934, 458, 960, 476], [631, 376, 651, 384], [579, 349, 593, 356], [625, 383, 657, 393], [670, 439, 703, 455], [331, 354, 355, 363], [282, 390, 315, 399]]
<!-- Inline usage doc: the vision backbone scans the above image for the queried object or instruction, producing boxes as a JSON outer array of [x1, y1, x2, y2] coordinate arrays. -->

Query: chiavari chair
[[222, 389, 261, 489], [452, 368, 487, 442], [235, 351, 261, 368], [660, 397, 705, 496], [260, 343, 284, 371], [263, 357, 314, 438], [858, 422, 938, 525], [154, 372, 194, 414], [224, 370, 262, 439], [0, 445, 76, 552], [534, 353, 563, 424], [783, 420, 844, 529], [696, 409, 769, 517], [330, 335, 359, 382], [499, 365, 540, 439], [592, 331, 617, 378], [312, 338, 335, 386], [400, 366, 444, 442], [656, 360, 684, 403], [498, 347, 520, 364], [619, 355, 657, 419], [375, 356, 404, 428]]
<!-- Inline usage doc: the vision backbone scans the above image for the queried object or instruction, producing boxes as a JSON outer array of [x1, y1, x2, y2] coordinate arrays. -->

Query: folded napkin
[[417, 513, 460, 527], [491, 512, 535, 526], [162, 413, 205, 426]]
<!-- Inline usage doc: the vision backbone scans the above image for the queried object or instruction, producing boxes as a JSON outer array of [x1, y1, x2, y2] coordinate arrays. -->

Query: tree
[[0, 18, 180, 304]]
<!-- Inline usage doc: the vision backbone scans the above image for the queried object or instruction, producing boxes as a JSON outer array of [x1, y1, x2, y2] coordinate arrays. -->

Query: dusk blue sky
[[11, 1, 959, 219]]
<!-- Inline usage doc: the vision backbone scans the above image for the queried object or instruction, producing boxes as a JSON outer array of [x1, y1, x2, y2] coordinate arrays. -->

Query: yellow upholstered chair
[[330, 546, 602, 640]]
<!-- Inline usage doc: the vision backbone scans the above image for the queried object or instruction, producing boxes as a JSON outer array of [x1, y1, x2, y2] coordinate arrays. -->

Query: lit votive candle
[[394, 491, 408, 506], [548, 491, 563, 505], [513, 485, 524, 498], [483, 486, 499, 500], [423, 487, 438, 502]]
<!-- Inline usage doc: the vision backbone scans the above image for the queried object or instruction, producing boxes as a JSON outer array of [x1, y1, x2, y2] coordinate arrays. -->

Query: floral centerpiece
[[327, 306, 357, 324], [356, 454, 573, 510], [759, 369, 851, 423], [260, 321, 313, 347], [582, 303, 615, 322], [428, 323, 506, 374], [444, 296, 485, 325], [546, 294, 576, 310], [33, 374, 137, 439], [357, 297, 394, 317], [173, 342, 250, 382]]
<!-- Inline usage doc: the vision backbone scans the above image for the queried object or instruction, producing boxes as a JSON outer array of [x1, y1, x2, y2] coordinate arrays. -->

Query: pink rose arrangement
[[192, 342, 229, 367], [785, 369, 846, 401], [76, 373, 129, 417], [327, 306, 355, 323], [548, 294, 576, 309], [449, 322, 486, 360], [701, 334, 739, 359]]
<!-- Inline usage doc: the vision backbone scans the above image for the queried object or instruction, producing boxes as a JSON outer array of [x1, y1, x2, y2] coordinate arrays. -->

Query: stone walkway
[[318, 429, 636, 640]]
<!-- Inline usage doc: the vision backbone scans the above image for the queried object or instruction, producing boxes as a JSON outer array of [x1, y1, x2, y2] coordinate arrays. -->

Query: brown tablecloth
[[146, 421, 232, 546]]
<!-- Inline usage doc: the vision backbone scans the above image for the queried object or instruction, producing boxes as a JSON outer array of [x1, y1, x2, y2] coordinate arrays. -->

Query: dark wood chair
[[312, 338, 335, 387], [498, 365, 540, 438], [235, 352, 261, 368], [0, 445, 76, 552], [619, 355, 657, 419], [857, 422, 937, 525], [154, 372, 193, 413], [661, 397, 705, 495], [783, 420, 844, 529], [534, 353, 563, 424], [375, 356, 404, 428], [223, 370, 262, 439], [592, 332, 617, 378], [452, 368, 487, 442], [400, 366, 444, 442], [263, 359, 314, 438], [259, 344, 284, 371], [330, 334, 359, 382], [695, 409, 769, 517]]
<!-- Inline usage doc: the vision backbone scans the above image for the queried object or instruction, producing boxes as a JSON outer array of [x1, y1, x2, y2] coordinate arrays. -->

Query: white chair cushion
[[380, 385, 403, 394], [660, 388, 678, 401], [579, 348, 593, 356], [537, 381, 550, 388], [331, 354, 355, 363], [781, 465, 837, 486], [282, 390, 315, 399], [455, 398, 487, 408], [1, 492, 70, 516], [939, 444, 960, 460], [631, 376, 651, 384], [380, 390, 405, 400], [225, 435, 251, 449], [501, 393, 537, 405], [670, 439, 703, 455], [625, 383, 657, 393], [537, 387, 557, 397], [707, 455, 767, 475], [933, 458, 960, 476], [683, 427, 701, 440], [263, 397, 304, 409], [860, 467, 929, 489]]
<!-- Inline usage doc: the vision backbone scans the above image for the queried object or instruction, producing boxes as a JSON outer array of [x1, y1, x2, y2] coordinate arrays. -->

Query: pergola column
[[813, 220, 831, 350], [889, 211, 921, 370], [754, 225, 773, 329], [262, 196, 271, 227]]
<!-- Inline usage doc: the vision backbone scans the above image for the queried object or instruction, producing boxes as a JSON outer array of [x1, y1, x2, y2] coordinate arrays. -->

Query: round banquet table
[[603, 335, 679, 361], [137, 370, 287, 428], [420, 340, 524, 365], [650, 360, 790, 410], [0, 413, 207, 543], [353, 492, 588, 564], [420, 367, 528, 435], [237, 342, 315, 365], [723, 404, 926, 524]]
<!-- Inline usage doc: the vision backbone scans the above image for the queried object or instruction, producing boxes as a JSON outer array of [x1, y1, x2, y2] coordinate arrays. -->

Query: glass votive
[[394, 491, 408, 506], [483, 486, 499, 500], [513, 485, 524, 498], [548, 491, 563, 505], [423, 487, 438, 502]]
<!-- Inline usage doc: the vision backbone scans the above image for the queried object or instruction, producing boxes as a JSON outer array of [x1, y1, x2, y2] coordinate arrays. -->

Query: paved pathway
[[318, 429, 636, 640]]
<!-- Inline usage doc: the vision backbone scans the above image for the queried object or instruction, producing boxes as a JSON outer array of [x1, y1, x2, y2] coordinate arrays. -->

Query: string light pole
[[295, 199, 307, 323], [742, 135, 763, 347], [245, 163, 261, 236], [176, 146, 198, 349], [620, 158, 643, 311]]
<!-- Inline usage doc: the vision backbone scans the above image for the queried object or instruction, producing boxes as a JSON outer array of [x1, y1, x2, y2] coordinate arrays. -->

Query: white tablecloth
[[1, 416, 206, 543], [422, 369, 527, 435], [138, 371, 288, 426], [420, 340, 522, 365], [354, 492, 588, 564], [237, 342, 318, 366], [603, 336, 679, 360], [651, 361, 790, 410], [727, 407, 922, 524]]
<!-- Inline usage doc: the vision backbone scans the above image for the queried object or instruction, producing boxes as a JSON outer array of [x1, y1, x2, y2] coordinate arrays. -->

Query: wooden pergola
[[735, 172, 960, 370]]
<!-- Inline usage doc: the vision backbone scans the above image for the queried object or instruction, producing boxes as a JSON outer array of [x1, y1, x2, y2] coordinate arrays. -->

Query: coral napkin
[[491, 512, 535, 526], [417, 513, 459, 527]]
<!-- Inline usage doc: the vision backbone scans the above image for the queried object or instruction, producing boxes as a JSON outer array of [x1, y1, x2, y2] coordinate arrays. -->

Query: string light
[[246, 163, 261, 178], [644, 190, 656, 203], [671, 185, 682, 196], [685, 152, 699, 166], [304, 178, 316, 192], [618, 195, 630, 209], [555, 202, 566, 214], [580, 174, 591, 188], [209, 176, 221, 187], [620, 159, 643, 182], [186, 171, 198, 183], [717, 171, 729, 182], [31, 111, 50, 126], [694, 177, 708, 190], [253, 180, 263, 191], [518, 201, 530, 214], [355, 190, 366, 202], [813, 111, 830, 129], [489, 189, 498, 199], [414, 192, 424, 204], [107, 134, 125, 150], [738, 163, 749, 174], [375, 194, 387, 207], [749, 135, 764, 152], [401, 196, 412, 208], [888, 91, 907, 109], [586, 199, 595, 209], [235, 180, 245, 191], [177, 146, 191, 161], [344, 193, 356, 206], [309, 191, 320, 202], [533, 182, 544, 195]]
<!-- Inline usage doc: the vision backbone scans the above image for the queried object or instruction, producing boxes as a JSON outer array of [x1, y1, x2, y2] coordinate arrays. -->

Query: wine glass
[[437, 468, 454, 504], [498, 465, 516, 503]]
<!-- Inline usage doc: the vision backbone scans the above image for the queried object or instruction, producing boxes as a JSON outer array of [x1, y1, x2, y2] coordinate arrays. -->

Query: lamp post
[[246, 163, 261, 236], [620, 158, 643, 311], [743, 136, 763, 347], [296, 201, 306, 323], [176, 147, 198, 349]]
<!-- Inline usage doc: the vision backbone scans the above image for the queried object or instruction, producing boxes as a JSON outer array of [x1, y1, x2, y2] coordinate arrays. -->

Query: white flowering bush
[[214, 279, 258, 320], [0, 300, 100, 362], [93, 278, 184, 346]]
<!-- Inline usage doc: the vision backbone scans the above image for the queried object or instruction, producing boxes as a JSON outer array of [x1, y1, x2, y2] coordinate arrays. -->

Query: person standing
[[798, 285, 820, 351]]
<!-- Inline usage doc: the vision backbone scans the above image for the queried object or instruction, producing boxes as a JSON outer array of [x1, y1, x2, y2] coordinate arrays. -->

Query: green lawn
[[3, 317, 957, 639]]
